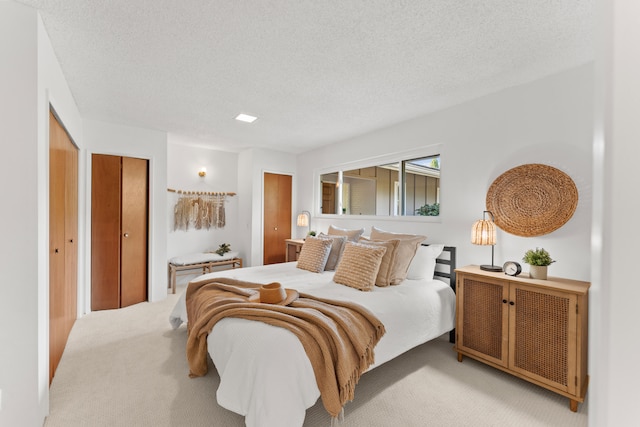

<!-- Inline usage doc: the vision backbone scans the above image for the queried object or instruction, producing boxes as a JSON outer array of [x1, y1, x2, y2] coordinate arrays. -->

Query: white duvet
[[169, 261, 455, 427]]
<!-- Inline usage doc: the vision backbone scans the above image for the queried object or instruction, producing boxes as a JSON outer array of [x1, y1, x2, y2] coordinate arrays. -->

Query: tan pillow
[[370, 226, 426, 284], [317, 233, 347, 271], [327, 225, 365, 242], [333, 241, 387, 291], [358, 237, 400, 287], [296, 236, 333, 273]]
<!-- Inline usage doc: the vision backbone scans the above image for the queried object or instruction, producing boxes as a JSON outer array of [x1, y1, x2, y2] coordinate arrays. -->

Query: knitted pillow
[[333, 241, 387, 291], [317, 233, 348, 271], [370, 226, 426, 285], [327, 225, 365, 242], [358, 237, 401, 287], [296, 236, 333, 273]]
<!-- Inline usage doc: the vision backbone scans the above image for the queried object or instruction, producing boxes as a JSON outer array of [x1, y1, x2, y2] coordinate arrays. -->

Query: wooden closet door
[[263, 172, 292, 265], [63, 131, 78, 340], [91, 154, 148, 310], [91, 154, 122, 310], [49, 110, 78, 383], [120, 157, 148, 307], [49, 112, 66, 382]]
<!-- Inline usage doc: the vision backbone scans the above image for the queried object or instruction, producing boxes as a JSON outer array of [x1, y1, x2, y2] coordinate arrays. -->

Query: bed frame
[[428, 244, 457, 343]]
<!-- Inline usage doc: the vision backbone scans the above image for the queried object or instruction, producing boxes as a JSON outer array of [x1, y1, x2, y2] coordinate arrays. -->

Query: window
[[318, 152, 440, 217]]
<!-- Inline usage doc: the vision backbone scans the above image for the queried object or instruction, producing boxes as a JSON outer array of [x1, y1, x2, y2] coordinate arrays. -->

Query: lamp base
[[480, 264, 503, 272]]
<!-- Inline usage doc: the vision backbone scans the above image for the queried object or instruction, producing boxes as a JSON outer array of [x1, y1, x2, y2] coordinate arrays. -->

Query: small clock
[[503, 261, 522, 276]]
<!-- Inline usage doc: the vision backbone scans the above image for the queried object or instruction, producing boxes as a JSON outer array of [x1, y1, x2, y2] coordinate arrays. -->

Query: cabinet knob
[[54, 248, 59, 254], [123, 232, 129, 238], [502, 299, 507, 304], [509, 301, 515, 306]]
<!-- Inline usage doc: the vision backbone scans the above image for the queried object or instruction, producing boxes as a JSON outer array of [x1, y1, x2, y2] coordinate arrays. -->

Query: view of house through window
[[319, 154, 440, 217]]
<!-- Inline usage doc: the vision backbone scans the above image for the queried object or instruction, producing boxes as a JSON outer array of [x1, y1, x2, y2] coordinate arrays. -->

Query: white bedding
[[169, 261, 455, 427]]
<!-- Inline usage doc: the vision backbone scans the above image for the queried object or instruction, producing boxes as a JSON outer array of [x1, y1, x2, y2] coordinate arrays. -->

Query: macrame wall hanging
[[168, 188, 236, 231]]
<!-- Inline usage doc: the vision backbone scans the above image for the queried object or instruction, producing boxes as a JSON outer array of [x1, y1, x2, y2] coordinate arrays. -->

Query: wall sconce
[[471, 210, 502, 272], [198, 167, 207, 178], [297, 210, 311, 237]]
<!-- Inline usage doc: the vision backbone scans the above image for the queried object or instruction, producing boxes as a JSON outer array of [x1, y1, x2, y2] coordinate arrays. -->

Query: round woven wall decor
[[486, 163, 578, 237]]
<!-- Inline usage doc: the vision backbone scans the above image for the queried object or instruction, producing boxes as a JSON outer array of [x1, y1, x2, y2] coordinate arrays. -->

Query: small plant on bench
[[215, 243, 231, 256]]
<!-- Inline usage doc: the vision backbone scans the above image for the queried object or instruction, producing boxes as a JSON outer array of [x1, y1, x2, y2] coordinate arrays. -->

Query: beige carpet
[[45, 285, 588, 427]]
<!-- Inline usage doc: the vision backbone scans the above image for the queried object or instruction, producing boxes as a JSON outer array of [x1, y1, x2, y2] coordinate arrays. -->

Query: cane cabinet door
[[454, 265, 589, 412]]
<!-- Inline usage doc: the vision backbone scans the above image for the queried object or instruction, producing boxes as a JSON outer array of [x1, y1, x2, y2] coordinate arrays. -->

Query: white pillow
[[406, 244, 445, 280]]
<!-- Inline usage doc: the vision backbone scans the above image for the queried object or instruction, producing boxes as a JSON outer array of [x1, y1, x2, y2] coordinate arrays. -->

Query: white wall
[[37, 14, 86, 421], [297, 64, 594, 282], [0, 2, 84, 425], [165, 140, 298, 272], [166, 136, 240, 285], [590, 0, 640, 425], [0, 5, 40, 426], [83, 119, 168, 304], [238, 148, 297, 266]]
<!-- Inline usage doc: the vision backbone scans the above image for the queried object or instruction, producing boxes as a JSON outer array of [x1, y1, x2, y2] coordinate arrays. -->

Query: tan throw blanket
[[185, 276, 386, 418]]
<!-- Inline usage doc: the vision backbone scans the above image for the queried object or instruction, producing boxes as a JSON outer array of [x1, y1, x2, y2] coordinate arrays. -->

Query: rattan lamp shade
[[471, 211, 501, 272], [471, 219, 497, 245], [297, 210, 310, 236], [296, 213, 309, 227], [486, 164, 578, 237]]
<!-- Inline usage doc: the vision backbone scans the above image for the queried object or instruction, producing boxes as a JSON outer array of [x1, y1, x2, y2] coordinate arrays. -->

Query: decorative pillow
[[296, 236, 333, 273], [369, 226, 426, 284], [358, 237, 400, 287], [327, 225, 365, 242], [406, 244, 445, 280], [317, 233, 348, 271], [333, 241, 387, 291]]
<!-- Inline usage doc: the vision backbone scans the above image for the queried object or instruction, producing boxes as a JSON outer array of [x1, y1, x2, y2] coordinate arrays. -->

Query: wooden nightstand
[[454, 265, 589, 412], [285, 239, 305, 262]]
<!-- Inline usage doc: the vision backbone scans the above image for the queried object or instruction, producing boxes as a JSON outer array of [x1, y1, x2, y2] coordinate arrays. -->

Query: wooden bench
[[168, 252, 242, 294]]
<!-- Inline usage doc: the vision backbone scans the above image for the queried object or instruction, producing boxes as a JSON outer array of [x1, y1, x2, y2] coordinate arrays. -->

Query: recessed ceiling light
[[235, 113, 258, 123]]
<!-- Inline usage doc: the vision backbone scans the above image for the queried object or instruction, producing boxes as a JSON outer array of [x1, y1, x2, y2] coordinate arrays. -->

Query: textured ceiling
[[17, 0, 594, 153]]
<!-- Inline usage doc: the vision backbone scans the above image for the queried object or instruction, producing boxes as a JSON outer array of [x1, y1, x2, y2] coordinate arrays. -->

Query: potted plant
[[215, 243, 231, 256], [415, 202, 440, 216], [522, 247, 555, 280]]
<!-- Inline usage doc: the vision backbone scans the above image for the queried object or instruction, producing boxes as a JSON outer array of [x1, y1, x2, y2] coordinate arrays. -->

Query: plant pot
[[529, 265, 548, 280]]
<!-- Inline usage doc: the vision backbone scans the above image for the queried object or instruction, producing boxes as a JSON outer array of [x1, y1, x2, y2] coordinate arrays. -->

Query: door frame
[[261, 169, 294, 266], [85, 150, 153, 314]]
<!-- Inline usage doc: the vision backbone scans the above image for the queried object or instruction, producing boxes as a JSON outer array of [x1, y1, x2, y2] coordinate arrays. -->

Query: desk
[[285, 239, 305, 262]]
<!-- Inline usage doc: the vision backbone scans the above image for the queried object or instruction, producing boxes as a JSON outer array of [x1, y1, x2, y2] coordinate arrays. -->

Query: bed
[[170, 234, 456, 427]]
